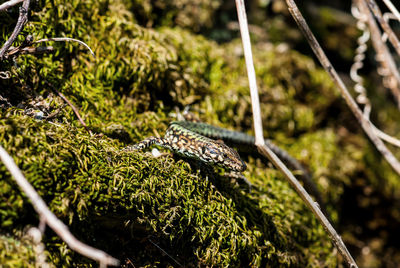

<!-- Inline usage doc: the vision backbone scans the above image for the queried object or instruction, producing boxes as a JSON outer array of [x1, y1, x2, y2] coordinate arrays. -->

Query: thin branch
[[286, 0, 400, 175], [350, 4, 400, 148], [0, 145, 120, 266], [234, 0, 264, 146], [367, 0, 400, 56], [0, 0, 23, 11], [45, 81, 92, 135], [6, 45, 55, 56], [148, 237, 183, 267], [382, 0, 400, 22], [359, 0, 400, 109], [34, 37, 96, 59], [235, 0, 358, 267], [2, 35, 94, 59], [372, 125, 400, 147], [0, 0, 30, 59]]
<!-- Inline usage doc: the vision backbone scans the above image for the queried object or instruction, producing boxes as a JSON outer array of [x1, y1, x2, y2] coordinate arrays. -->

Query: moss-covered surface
[[1, 0, 400, 267], [0, 232, 38, 267]]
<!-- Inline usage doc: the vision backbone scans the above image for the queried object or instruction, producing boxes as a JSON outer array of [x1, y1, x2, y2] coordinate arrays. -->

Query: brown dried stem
[[45, 81, 92, 135], [382, 0, 400, 22], [366, 0, 400, 56], [34, 37, 95, 58], [0, 145, 119, 266], [286, 0, 400, 175], [0, 0, 30, 60], [358, 0, 400, 109], [235, 0, 358, 267], [6, 45, 54, 56], [0, 0, 23, 11]]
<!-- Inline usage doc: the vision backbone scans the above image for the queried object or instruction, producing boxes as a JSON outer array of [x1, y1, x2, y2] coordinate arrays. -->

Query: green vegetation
[[1, 0, 399, 266]]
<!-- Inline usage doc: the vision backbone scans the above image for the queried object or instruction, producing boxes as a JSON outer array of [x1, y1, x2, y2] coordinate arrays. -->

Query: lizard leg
[[122, 137, 171, 151]]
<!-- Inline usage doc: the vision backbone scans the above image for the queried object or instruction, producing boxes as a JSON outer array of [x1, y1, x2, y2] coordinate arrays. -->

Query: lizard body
[[123, 120, 324, 210]]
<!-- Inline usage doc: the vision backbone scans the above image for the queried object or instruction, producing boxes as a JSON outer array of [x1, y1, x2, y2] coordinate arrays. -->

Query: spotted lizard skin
[[122, 121, 247, 172], [123, 120, 324, 212]]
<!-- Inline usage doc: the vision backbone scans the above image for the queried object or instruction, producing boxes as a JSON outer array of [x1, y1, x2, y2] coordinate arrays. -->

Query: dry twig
[[235, 0, 358, 266], [382, 0, 400, 22], [0, 0, 23, 11], [34, 37, 96, 59], [351, 4, 400, 148], [0, 0, 30, 59], [367, 0, 400, 56], [6, 45, 54, 56], [234, 0, 264, 145], [45, 81, 92, 135], [357, 0, 400, 108], [0, 145, 120, 266], [286, 0, 400, 175]]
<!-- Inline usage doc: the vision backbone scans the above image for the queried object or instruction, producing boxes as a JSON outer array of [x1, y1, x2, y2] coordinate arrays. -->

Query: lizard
[[122, 119, 325, 212]]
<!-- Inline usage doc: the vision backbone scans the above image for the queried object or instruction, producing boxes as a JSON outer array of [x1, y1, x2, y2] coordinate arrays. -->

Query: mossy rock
[[0, 228, 54, 267], [2, 0, 399, 267]]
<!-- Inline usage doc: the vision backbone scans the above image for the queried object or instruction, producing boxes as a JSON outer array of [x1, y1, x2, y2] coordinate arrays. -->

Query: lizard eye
[[207, 148, 218, 155]]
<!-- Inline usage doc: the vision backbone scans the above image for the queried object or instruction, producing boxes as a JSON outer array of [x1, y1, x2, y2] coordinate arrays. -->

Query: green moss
[[0, 230, 52, 267], [0, 234, 35, 266], [0, 111, 336, 266], [124, 0, 223, 31], [0, 1, 341, 266], [3, 0, 399, 267]]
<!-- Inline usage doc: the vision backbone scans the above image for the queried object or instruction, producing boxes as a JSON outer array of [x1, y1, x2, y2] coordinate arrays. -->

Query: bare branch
[[372, 125, 400, 147], [0, 145, 119, 266], [6, 45, 54, 56], [234, 0, 264, 146], [235, 0, 358, 267], [357, 0, 400, 109], [350, 4, 400, 148], [286, 0, 400, 176], [45, 81, 92, 135], [34, 37, 96, 59], [0, 0, 30, 59], [382, 0, 400, 22], [366, 0, 400, 56], [0, 0, 23, 11]]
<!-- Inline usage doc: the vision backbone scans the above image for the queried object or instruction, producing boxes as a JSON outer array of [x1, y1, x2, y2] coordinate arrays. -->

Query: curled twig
[[235, 0, 358, 267], [350, 4, 371, 117], [350, 4, 400, 148], [34, 37, 96, 59], [286, 0, 400, 175], [0, 71, 11, 79], [1, 35, 95, 61], [0, 145, 120, 266], [2, 37, 95, 60], [358, 0, 400, 109]]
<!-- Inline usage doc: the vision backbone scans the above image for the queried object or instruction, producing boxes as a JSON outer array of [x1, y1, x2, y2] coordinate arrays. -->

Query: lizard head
[[202, 142, 247, 172]]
